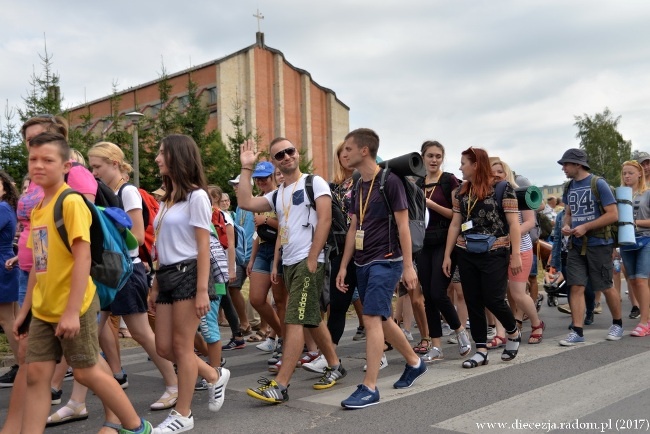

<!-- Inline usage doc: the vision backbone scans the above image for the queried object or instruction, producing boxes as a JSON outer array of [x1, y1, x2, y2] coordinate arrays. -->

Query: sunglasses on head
[[273, 147, 297, 161]]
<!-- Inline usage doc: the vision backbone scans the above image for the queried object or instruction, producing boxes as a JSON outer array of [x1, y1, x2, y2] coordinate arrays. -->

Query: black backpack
[[272, 174, 348, 255], [65, 162, 121, 208], [356, 168, 426, 258]]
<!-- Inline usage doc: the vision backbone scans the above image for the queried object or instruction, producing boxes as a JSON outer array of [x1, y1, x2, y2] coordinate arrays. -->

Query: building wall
[[66, 37, 349, 179]]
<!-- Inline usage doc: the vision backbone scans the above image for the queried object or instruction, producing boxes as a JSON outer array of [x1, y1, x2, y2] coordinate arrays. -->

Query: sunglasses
[[273, 147, 297, 161]]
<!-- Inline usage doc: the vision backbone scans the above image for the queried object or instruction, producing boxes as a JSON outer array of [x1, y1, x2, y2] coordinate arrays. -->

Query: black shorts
[[103, 262, 149, 316]]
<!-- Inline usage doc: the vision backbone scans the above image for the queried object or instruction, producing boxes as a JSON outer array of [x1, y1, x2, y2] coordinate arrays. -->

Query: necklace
[[424, 173, 442, 200]]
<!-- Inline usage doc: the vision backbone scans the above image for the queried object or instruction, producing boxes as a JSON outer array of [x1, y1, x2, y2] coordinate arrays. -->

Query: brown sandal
[[246, 330, 267, 342], [528, 320, 545, 344], [413, 338, 431, 354], [486, 336, 506, 349]]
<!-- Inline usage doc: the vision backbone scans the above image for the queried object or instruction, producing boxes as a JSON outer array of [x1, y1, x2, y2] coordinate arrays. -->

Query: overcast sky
[[2, 0, 649, 186]]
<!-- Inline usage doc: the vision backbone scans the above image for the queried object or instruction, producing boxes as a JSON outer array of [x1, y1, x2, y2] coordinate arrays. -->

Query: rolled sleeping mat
[[515, 186, 542, 210], [378, 152, 426, 178], [616, 186, 636, 245]]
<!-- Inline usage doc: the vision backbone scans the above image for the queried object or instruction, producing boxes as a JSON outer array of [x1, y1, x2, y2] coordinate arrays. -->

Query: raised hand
[[240, 139, 260, 168]]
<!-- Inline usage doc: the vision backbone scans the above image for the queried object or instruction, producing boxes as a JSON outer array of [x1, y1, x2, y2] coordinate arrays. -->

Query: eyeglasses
[[273, 147, 297, 161]]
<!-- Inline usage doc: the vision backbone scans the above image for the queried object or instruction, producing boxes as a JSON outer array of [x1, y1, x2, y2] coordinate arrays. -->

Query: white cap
[[228, 174, 253, 186]]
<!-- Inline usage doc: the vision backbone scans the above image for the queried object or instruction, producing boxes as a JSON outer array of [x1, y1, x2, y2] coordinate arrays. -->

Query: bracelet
[[242, 167, 254, 171]]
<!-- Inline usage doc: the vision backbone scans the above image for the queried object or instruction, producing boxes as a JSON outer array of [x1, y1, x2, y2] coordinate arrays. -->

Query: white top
[[118, 184, 142, 262], [154, 189, 212, 266], [222, 210, 234, 226], [264, 174, 331, 266]]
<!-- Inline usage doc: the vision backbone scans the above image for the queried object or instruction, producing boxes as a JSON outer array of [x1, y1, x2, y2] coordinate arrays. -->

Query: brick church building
[[66, 32, 350, 179]]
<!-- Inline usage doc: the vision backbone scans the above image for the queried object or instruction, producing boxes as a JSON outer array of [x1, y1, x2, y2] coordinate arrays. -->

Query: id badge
[[461, 220, 474, 233], [280, 226, 289, 245], [151, 242, 159, 270], [355, 230, 365, 250]]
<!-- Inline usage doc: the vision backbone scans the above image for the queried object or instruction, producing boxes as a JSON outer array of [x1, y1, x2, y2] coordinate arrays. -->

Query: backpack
[[536, 210, 553, 240], [211, 208, 229, 250], [54, 189, 134, 309], [65, 162, 121, 209], [118, 184, 159, 269], [233, 223, 247, 266], [272, 175, 348, 256], [563, 175, 618, 255], [373, 168, 427, 258]]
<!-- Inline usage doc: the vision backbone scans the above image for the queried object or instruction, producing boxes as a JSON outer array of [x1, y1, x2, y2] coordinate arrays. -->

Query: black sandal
[[462, 351, 488, 369], [501, 331, 521, 361]]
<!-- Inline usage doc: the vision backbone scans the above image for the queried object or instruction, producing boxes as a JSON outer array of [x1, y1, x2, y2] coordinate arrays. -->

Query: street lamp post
[[126, 111, 144, 187]]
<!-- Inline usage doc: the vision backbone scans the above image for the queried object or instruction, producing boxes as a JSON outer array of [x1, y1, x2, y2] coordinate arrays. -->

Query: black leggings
[[327, 254, 358, 345], [416, 244, 461, 338], [220, 289, 242, 338], [455, 247, 516, 349]]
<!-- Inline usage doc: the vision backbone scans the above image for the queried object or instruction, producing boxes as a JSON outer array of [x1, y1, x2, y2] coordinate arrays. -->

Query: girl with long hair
[[619, 160, 650, 336], [149, 134, 230, 433], [442, 147, 522, 369], [416, 141, 471, 363]]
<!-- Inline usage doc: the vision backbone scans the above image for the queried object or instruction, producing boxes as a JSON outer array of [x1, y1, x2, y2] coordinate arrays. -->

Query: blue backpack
[[54, 189, 134, 308], [233, 223, 247, 266]]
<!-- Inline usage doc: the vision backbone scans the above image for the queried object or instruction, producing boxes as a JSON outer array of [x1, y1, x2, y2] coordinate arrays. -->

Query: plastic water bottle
[[613, 259, 621, 273]]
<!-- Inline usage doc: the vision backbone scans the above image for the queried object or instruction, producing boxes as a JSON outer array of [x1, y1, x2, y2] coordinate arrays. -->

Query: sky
[[2, 0, 650, 187]]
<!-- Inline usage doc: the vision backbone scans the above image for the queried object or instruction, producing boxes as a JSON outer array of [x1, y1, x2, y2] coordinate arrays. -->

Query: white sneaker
[[302, 354, 328, 374], [487, 326, 496, 341], [256, 337, 276, 353], [363, 353, 388, 372], [207, 367, 230, 412], [153, 409, 194, 434], [441, 322, 453, 336], [402, 328, 414, 341]]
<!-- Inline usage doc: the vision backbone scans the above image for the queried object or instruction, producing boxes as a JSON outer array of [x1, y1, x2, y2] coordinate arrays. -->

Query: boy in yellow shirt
[[13, 132, 152, 434]]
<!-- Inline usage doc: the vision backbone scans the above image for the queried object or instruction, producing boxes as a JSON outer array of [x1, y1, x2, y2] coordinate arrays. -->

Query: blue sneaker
[[393, 360, 427, 389], [606, 324, 624, 341], [341, 384, 380, 409], [559, 331, 585, 346]]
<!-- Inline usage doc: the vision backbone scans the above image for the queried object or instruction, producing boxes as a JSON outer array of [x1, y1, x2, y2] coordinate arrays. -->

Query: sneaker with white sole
[[313, 362, 347, 389], [207, 367, 230, 412], [353, 327, 366, 341], [393, 360, 427, 389], [441, 322, 453, 336], [194, 377, 208, 391], [402, 328, 414, 341], [256, 337, 276, 353], [341, 384, 380, 409], [363, 353, 388, 371], [297, 351, 320, 367], [153, 409, 193, 434], [302, 354, 328, 374], [559, 331, 585, 346], [606, 324, 624, 341]]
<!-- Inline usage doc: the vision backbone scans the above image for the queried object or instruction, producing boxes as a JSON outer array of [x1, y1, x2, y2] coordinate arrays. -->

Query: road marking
[[432, 349, 650, 433]]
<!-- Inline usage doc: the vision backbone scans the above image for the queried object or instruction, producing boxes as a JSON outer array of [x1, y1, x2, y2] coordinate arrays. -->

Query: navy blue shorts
[[105, 262, 149, 315], [356, 260, 403, 321]]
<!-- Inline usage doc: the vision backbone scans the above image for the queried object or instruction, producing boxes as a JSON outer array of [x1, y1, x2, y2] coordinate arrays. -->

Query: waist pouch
[[464, 234, 496, 254]]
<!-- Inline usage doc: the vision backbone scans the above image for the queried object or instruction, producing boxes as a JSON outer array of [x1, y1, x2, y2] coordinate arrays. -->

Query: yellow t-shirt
[[28, 183, 96, 323]]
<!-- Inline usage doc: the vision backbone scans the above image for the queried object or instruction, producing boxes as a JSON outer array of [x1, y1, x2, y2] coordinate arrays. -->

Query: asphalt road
[[2, 279, 650, 434]]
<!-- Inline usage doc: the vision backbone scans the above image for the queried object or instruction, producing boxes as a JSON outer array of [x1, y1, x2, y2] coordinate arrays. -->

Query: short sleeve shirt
[[452, 182, 518, 250], [264, 174, 330, 266], [118, 184, 143, 260], [28, 183, 95, 322], [562, 175, 616, 246], [350, 170, 408, 266], [633, 190, 650, 238], [154, 189, 212, 265]]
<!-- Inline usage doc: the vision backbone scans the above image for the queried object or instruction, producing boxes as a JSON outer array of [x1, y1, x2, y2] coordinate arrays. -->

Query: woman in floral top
[[442, 147, 522, 369]]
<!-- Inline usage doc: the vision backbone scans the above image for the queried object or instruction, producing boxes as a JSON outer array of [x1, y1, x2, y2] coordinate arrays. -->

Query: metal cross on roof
[[253, 9, 265, 32]]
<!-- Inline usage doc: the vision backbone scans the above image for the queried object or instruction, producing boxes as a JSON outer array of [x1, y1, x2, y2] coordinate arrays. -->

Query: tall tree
[[574, 107, 632, 186], [0, 103, 27, 181], [18, 40, 62, 121]]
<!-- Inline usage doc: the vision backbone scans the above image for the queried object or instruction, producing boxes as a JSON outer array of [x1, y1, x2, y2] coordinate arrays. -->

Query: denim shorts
[[620, 241, 650, 280], [252, 242, 283, 275], [18, 269, 29, 307], [229, 263, 248, 289], [356, 260, 403, 320]]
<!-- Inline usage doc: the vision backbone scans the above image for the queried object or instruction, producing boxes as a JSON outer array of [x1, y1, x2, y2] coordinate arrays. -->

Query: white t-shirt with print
[[264, 174, 331, 266], [154, 189, 212, 266], [118, 184, 143, 262]]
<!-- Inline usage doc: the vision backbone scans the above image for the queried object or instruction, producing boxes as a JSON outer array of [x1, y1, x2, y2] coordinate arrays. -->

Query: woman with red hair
[[442, 147, 522, 368]]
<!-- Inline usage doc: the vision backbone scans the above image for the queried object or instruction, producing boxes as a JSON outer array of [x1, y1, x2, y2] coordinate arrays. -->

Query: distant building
[[66, 32, 349, 179], [540, 183, 566, 201]]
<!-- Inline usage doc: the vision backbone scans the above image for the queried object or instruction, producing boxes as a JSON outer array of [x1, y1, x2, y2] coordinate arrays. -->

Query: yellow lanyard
[[281, 174, 302, 225], [465, 186, 478, 220], [359, 167, 380, 230]]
